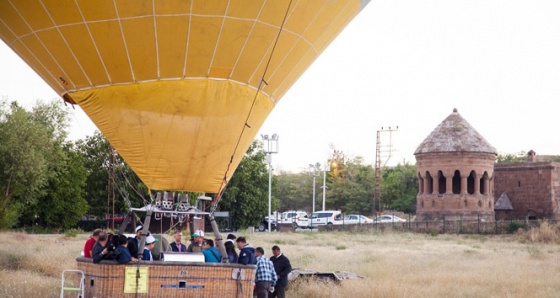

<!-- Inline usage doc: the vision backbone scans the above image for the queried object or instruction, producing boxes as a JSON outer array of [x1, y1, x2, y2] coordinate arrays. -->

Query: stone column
[[445, 171, 453, 195], [461, 175, 468, 195], [474, 173, 481, 195]]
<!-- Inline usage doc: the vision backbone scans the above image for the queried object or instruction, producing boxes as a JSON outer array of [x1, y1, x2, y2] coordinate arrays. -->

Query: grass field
[[1, 223, 559, 297]]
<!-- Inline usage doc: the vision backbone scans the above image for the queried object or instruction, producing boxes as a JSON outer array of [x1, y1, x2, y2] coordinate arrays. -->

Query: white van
[[308, 210, 343, 227]]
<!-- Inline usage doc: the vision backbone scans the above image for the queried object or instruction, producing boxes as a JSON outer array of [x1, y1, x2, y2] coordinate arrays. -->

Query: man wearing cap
[[142, 235, 156, 261], [127, 225, 143, 258], [187, 230, 205, 253], [83, 228, 102, 258]]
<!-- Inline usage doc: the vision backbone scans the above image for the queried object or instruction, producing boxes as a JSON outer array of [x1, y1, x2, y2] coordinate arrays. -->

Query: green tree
[[19, 143, 89, 229], [496, 151, 526, 163], [76, 132, 147, 218], [329, 156, 375, 215], [275, 171, 312, 212], [217, 141, 269, 230], [0, 100, 67, 228], [380, 163, 418, 213]]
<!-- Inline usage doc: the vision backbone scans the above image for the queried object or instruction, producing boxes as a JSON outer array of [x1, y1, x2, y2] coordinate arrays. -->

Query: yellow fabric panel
[[266, 39, 312, 98], [191, 1, 228, 16], [284, 1, 325, 34], [156, 16, 190, 78], [312, 1, 358, 51], [70, 80, 272, 192], [11, 40, 64, 96], [251, 31, 300, 91], [0, 1, 31, 38], [226, 0, 263, 19], [58, 24, 109, 87], [210, 18, 254, 78], [115, 0, 153, 18], [185, 16, 222, 77], [272, 46, 318, 99], [87, 21, 133, 84], [121, 17, 157, 82], [35, 29, 87, 89], [76, 0, 117, 21], [0, 17, 16, 44], [258, 1, 291, 28], [9, 1, 52, 33], [154, 0, 192, 15], [223, 22, 276, 83], [41, 0, 83, 26]]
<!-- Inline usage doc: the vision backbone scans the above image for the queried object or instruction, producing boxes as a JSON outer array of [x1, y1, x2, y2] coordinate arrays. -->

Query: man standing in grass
[[255, 247, 277, 298], [270, 245, 291, 298]]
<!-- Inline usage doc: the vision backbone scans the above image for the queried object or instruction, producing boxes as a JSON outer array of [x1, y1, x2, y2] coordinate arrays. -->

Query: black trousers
[[255, 281, 271, 298], [270, 284, 286, 298]]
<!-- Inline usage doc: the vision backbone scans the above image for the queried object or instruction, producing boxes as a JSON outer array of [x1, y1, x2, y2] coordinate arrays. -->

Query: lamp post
[[309, 163, 320, 213], [321, 161, 331, 211], [261, 134, 279, 232]]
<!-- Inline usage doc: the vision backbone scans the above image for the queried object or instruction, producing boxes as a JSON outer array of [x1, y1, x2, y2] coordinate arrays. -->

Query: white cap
[[135, 225, 143, 232], [146, 235, 155, 244], [193, 230, 204, 237]]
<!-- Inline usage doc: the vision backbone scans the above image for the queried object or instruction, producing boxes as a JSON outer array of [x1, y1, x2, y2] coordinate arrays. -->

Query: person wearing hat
[[187, 230, 205, 253], [127, 225, 144, 258], [142, 235, 156, 261]]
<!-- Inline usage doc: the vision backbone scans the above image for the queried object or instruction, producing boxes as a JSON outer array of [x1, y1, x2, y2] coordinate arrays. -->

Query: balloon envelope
[[0, 0, 369, 192]]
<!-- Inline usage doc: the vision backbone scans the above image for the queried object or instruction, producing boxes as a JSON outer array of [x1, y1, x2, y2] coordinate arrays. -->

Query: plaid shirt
[[255, 255, 277, 286]]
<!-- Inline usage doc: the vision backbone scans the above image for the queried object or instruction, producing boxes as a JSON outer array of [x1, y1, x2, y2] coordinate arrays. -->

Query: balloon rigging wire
[[210, 0, 294, 211]]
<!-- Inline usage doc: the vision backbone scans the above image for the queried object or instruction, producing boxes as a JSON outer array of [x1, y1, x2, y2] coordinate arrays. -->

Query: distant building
[[414, 108, 496, 221], [414, 109, 560, 221], [494, 152, 560, 220]]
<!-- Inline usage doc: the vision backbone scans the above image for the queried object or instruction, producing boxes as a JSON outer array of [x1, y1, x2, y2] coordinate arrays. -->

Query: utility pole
[[107, 145, 116, 230], [374, 126, 398, 216]]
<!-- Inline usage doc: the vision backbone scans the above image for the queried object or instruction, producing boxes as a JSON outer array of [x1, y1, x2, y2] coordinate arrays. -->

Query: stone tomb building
[[415, 109, 496, 221], [415, 109, 560, 221]]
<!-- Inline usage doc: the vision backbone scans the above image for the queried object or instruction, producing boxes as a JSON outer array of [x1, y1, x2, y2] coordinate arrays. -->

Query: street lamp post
[[309, 163, 320, 213], [261, 134, 279, 232], [322, 161, 331, 211]]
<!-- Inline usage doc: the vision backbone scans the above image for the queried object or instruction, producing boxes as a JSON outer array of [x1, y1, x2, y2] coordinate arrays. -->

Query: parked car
[[258, 210, 309, 231], [308, 210, 343, 227], [343, 214, 373, 224], [373, 215, 407, 223]]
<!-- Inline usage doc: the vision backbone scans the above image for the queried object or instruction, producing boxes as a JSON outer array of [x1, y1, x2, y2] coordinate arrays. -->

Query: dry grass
[[1, 225, 560, 297]]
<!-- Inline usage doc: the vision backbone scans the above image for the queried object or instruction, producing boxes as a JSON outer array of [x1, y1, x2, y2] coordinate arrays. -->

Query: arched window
[[480, 172, 489, 195], [418, 172, 424, 194], [452, 170, 461, 194], [467, 170, 475, 195], [438, 170, 446, 194], [425, 171, 433, 194]]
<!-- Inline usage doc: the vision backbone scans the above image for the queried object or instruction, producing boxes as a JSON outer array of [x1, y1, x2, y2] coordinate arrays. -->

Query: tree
[[275, 171, 312, 212], [217, 141, 269, 230], [496, 151, 527, 163], [19, 143, 89, 229], [329, 156, 375, 215], [0, 100, 67, 228], [76, 132, 147, 218], [380, 163, 418, 213]]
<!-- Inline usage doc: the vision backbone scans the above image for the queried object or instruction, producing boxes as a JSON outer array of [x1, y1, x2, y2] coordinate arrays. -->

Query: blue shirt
[[202, 247, 221, 263], [255, 255, 277, 286], [116, 246, 133, 264], [142, 248, 153, 261]]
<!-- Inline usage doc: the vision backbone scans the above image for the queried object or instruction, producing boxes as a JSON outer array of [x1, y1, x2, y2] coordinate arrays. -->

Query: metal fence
[[323, 218, 558, 235]]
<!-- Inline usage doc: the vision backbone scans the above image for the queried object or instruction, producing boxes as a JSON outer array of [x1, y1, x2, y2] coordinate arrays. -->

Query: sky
[[2, 0, 560, 174]]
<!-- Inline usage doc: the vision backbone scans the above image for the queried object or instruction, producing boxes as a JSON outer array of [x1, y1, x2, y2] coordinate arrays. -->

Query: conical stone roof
[[414, 108, 497, 155]]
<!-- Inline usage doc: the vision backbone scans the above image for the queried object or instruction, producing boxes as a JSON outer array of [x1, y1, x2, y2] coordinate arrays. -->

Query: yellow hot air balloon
[[0, 0, 370, 193]]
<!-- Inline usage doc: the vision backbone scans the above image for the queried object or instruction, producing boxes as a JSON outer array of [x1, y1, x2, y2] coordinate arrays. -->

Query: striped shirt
[[255, 255, 277, 286]]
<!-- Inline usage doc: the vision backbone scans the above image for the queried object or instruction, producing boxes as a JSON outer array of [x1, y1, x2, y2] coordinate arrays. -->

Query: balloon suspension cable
[[213, 0, 294, 209]]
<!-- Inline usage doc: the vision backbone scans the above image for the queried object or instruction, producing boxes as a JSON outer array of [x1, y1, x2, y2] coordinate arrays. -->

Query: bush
[[507, 221, 527, 234], [64, 228, 83, 237]]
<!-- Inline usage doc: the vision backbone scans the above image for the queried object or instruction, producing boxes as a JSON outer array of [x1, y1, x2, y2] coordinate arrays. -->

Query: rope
[[211, 0, 294, 212]]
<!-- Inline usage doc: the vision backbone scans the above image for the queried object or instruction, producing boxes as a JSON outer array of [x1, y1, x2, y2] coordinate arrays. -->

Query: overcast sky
[[2, 0, 560, 173]]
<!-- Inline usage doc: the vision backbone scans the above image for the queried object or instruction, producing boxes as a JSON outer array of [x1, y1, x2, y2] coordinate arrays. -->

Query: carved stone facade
[[415, 109, 496, 221]]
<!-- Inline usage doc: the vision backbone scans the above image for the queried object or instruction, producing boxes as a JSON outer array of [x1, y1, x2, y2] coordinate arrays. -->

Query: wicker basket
[[77, 257, 255, 298]]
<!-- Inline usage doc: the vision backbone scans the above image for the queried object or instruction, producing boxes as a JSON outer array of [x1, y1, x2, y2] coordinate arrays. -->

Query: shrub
[[429, 229, 439, 237], [507, 221, 527, 234], [65, 228, 83, 237]]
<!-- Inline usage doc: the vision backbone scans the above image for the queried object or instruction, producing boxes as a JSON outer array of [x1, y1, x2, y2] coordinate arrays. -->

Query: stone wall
[[494, 162, 560, 220]]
